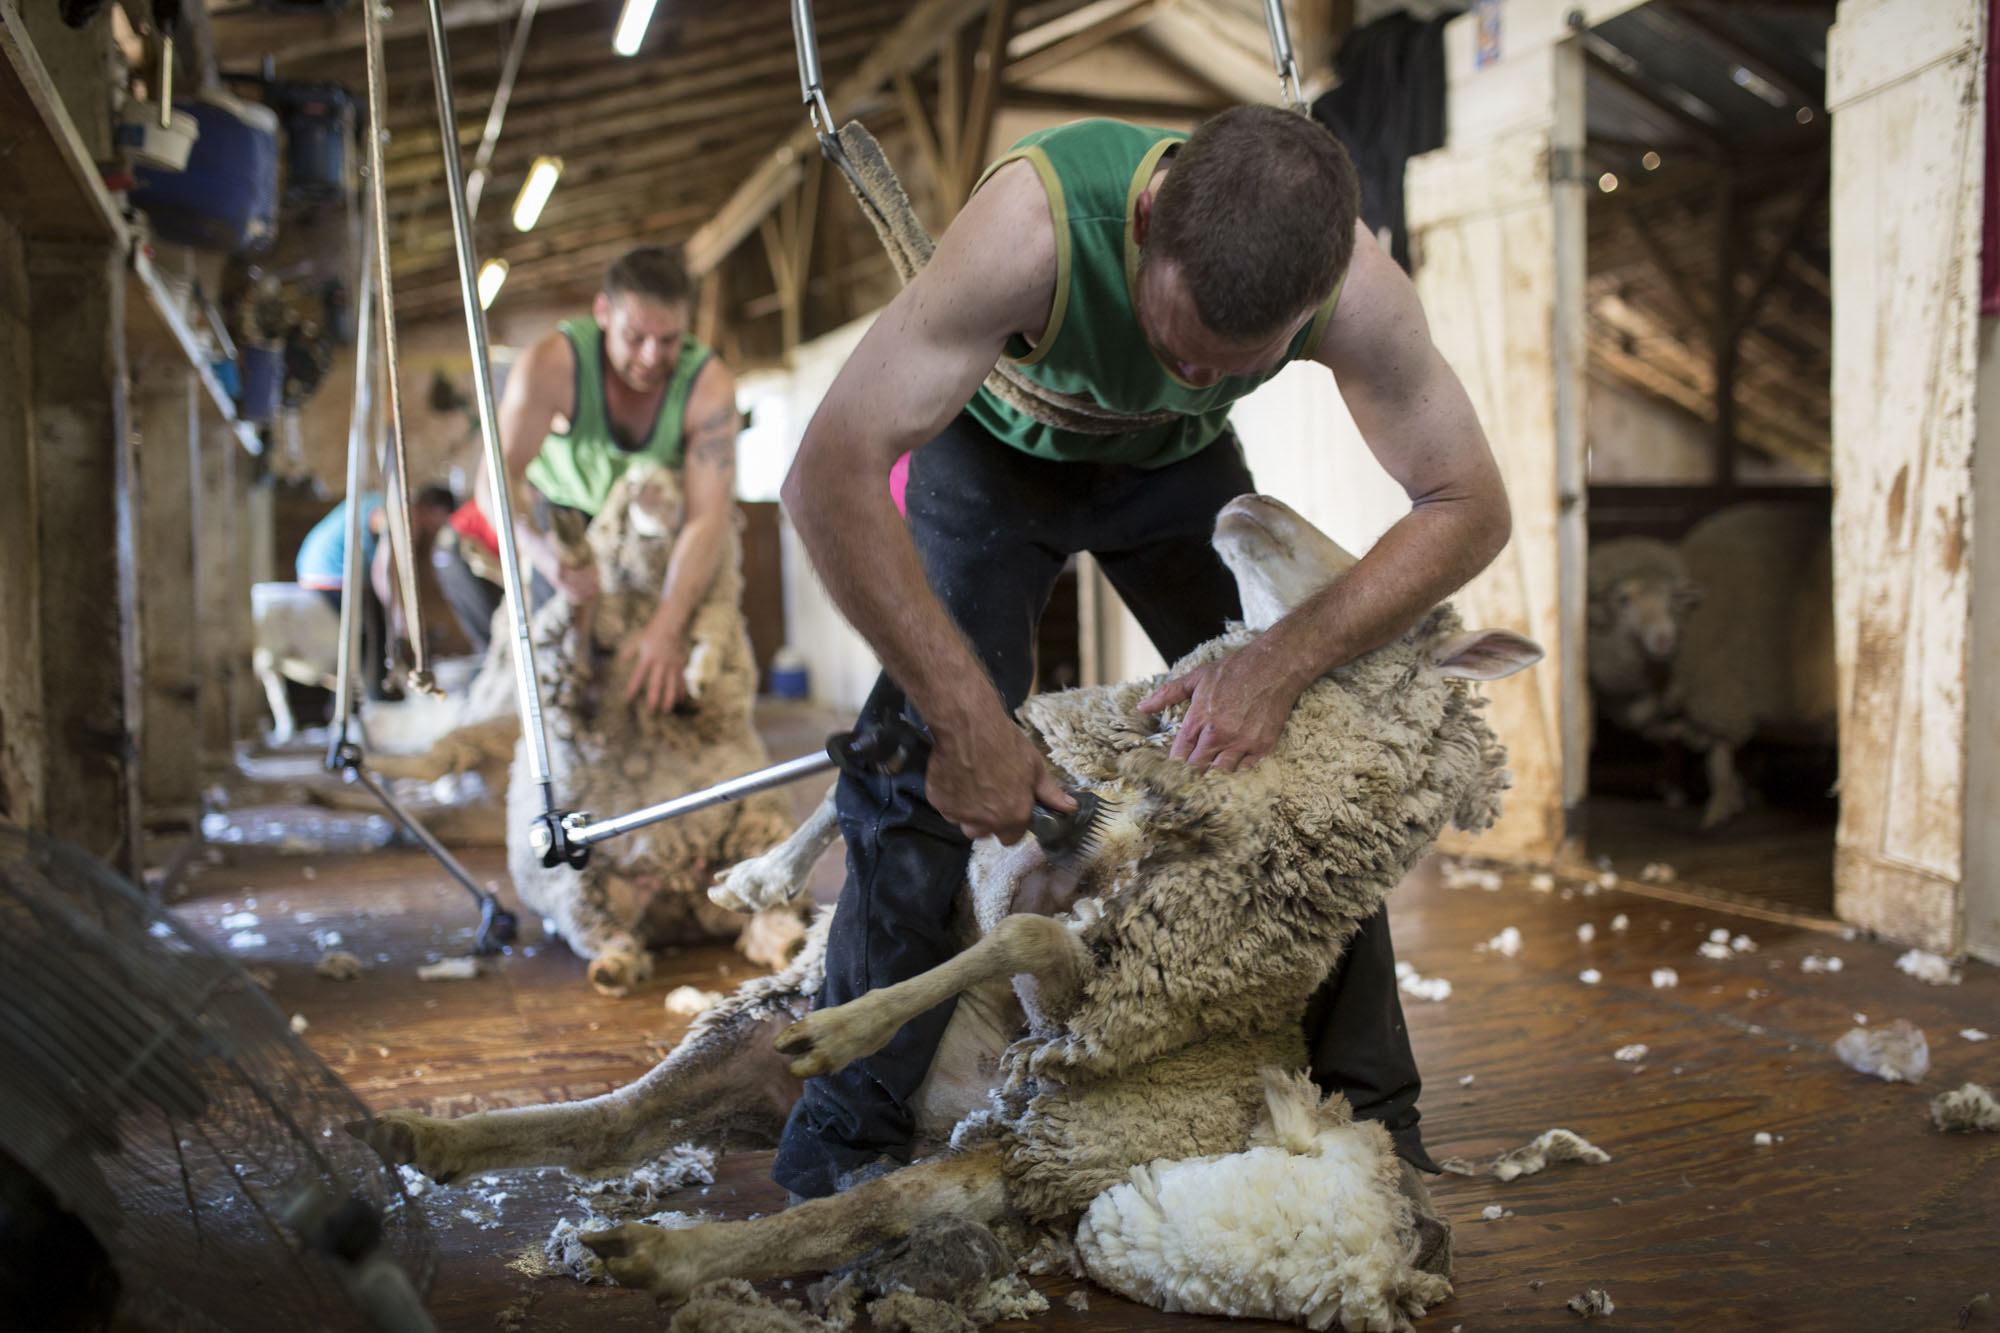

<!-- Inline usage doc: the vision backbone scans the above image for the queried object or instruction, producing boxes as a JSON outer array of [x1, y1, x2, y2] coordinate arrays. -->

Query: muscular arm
[[779, 161, 1074, 840], [1146, 226, 1511, 769], [621, 359, 740, 712], [474, 331, 591, 597]]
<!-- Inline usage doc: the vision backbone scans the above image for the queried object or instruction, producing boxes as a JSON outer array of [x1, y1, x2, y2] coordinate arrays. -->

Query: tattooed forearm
[[687, 402, 740, 471]]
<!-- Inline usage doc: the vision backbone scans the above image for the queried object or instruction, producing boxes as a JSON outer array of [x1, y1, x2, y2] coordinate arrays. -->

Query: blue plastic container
[[130, 92, 279, 254], [270, 82, 352, 203], [238, 342, 284, 422]]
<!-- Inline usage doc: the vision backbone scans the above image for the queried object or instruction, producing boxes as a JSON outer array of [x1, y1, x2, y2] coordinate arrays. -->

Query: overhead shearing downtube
[[415, 0, 573, 868], [361, 0, 435, 696], [1261, 0, 1307, 112], [327, 215, 378, 767], [788, 0, 881, 231]]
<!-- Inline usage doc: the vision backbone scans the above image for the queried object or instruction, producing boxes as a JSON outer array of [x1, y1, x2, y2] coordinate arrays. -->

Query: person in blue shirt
[[297, 485, 455, 699]]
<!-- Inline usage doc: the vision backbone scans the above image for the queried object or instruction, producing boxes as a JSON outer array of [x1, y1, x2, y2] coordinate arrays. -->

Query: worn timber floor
[[163, 712, 1996, 1333]]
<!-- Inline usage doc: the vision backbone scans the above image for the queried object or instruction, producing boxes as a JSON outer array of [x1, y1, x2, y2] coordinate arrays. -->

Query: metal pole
[[362, 0, 434, 694], [416, 0, 560, 817], [465, 0, 541, 218], [568, 752, 832, 848], [327, 215, 378, 769], [1260, 0, 1305, 112]]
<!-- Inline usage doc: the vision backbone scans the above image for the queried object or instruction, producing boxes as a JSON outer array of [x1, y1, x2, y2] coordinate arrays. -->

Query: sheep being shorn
[[504, 461, 800, 995], [355, 494, 1540, 1328]]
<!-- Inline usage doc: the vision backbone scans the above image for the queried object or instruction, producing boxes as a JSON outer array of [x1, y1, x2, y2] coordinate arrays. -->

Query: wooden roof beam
[[684, 0, 999, 277]]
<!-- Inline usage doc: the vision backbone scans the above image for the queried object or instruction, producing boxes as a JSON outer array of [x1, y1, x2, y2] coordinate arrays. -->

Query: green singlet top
[[525, 316, 713, 516], [963, 119, 1342, 469]]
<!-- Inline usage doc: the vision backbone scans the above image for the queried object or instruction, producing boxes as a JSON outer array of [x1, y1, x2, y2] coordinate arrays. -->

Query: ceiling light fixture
[[611, 0, 657, 57], [512, 156, 562, 232], [478, 258, 510, 310]]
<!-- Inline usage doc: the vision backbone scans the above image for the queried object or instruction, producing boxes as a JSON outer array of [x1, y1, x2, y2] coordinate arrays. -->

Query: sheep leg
[[775, 913, 1088, 1079], [351, 981, 808, 1182], [583, 1144, 1009, 1305], [535, 868, 652, 997], [710, 784, 839, 913], [1700, 741, 1746, 830], [255, 652, 296, 744]]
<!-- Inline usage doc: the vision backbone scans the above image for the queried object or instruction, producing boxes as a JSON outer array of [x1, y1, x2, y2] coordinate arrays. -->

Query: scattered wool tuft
[[665, 1278, 841, 1333], [563, 1145, 717, 1220], [1579, 969, 1602, 985], [289, 1013, 309, 1034], [1458, 1074, 1476, 1087], [1437, 1157, 1480, 1176], [1065, 1290, 1090, 1312], [1577, 923, 1597, 944], [1834, 1020, 1929, 1083], [1731, 935, 1757, 954], [1929, 1083, 1999, 1133], [220, 911, 259, 930], [418, 956, 481, 981], [1529, 872, 1556, 893], [1639, 862, 1677, 883], [1440, 858, 1503, 892], [1481, 1205, 1513, 1221], [1698, 942, 1734, 961], [227, 930, 268, 950], [1801, 954, 1843, 973], [316, 950, 364, 980], [1614, 1044, 1648, 1062], [1567, 1288, 1616, 1318], [1491, 1129, 1612, 1182], [1962, 1029, 1990, 1042], [1650, 968, 1678, 989], [1610, 914, 1629, 933], [1708, 928, 1731, 944], [1753, 1132, 1773, 1147], [664, 985, 727, 1016], [1594, 871, 1617, 890], [1895, 949, 1962, 986], [1486, 926, 1523, 958], [1394, 960, 1452, 1002]]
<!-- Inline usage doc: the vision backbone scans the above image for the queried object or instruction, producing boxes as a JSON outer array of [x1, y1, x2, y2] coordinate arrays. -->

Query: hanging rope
[[363, 0, 438, 697]]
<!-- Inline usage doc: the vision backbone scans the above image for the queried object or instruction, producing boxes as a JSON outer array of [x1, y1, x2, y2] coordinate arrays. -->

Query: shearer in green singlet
[[776, 107, 1516, 1280], [458, 246, 740, 714]]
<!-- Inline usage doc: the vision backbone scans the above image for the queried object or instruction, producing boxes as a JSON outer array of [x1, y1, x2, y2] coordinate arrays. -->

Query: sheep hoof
[[773, 1009, 864, 1079], [588, 945, 653, 998], [350, 1109, 465, 1184], [580, 1222, 701, 1305]]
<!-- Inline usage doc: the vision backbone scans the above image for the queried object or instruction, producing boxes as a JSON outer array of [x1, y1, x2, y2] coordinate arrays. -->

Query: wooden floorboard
[[162, 735, 1996, 1331]]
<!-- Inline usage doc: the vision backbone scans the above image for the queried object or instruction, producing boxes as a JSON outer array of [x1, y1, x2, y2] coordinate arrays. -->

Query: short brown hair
[[604, 246, 692, 307], [1143, 106, 1360, 342]]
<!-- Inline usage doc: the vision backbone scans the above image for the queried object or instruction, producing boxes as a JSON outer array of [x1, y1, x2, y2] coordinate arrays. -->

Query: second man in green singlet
[[465, 246, 742, 714]]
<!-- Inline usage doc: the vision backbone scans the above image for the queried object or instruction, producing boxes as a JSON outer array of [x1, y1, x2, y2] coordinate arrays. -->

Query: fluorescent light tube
[[612, 0, 657, 57], [478, 258, 509, 309], [512, 156, 562, 232]]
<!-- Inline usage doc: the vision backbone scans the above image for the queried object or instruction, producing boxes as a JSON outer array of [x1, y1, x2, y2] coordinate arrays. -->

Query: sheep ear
[[1432, 629, 1544, 680]]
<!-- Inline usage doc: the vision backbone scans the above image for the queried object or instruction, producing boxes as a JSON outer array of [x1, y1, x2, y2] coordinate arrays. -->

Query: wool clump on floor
[[1490, 1129, 1613, 1182], [1930, 1083, 1999, 1133], [1894, 949, 1962, 985], [1074, 1071, 1450, 1332], [1834, 1020, 1930, 1083]]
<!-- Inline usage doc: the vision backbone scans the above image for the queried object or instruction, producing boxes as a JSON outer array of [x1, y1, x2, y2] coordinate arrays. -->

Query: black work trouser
[[772, 415, 1433, 1198], [433, 543, 506, 657]]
